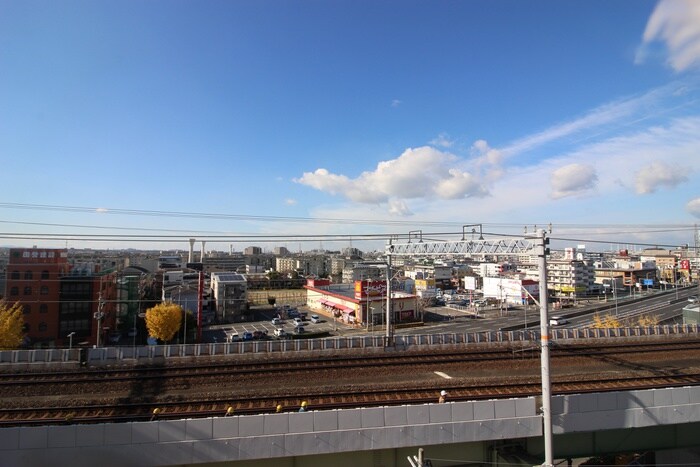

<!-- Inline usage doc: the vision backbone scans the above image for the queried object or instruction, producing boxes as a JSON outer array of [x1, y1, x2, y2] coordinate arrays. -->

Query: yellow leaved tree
[[590, 313, 621, 328], [591, 313, 660, 328], [0, 302, 25, 350], [145, 303, 183, 343]]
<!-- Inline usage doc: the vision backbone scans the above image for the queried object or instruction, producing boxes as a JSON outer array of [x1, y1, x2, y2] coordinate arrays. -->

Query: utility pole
[[386, 227, 553, 465], [385, 254, 392, 347], [537, 229, 553, 467], [94, 292, 105, 348], [197, 271, 203, 343]]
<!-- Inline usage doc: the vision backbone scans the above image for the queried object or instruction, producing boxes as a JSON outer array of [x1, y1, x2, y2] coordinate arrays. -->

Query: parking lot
[[202, 306, 351, 343]]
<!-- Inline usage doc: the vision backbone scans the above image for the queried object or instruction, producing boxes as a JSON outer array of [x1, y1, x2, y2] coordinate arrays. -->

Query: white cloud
[[435, 169, 488, 199], [687, 198, 700, 217], [296, 87, 700, 222], [430, 132, 454, 148], [635, 161, 690, 194], [639, 0, 700, 71], [388, 199, 412, 216], [95, 207, 108, 213], [471, 139, 503, 166], [284, 198, 297, 206], [391, 99, 402, 108], [550, 163, 598, 199], [492, 82, 692, 164], [294, 146, 489, 205]]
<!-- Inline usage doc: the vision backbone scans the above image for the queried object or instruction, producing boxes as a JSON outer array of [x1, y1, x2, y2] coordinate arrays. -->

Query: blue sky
[[1, 0, 700, 253]]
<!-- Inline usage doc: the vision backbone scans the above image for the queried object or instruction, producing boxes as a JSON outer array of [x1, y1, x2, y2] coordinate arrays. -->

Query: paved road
[[199, 286, 698, 343]]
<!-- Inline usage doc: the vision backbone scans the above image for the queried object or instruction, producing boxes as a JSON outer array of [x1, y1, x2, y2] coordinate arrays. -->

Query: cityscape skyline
[[2, 1, 700, 251]]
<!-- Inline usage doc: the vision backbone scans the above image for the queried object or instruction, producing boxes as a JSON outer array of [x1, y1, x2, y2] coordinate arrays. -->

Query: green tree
[[0, 302, 25, 350], [145, 303, 183, 343]]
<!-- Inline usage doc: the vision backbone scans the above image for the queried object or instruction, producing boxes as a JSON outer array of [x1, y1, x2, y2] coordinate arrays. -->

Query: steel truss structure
[[386, 237, 537, 257]]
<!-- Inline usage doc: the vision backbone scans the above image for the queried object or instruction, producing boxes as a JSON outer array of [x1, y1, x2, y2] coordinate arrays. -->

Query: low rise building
[[304, 278, 418, 326], [210, 272, 247, 323]]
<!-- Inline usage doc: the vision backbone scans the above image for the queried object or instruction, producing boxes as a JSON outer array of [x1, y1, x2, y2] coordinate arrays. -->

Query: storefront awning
[[320, 300, 355, 314]]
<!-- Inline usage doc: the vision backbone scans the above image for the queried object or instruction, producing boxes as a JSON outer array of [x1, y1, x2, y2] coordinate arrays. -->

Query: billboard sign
[[354, 280, 387, 299]]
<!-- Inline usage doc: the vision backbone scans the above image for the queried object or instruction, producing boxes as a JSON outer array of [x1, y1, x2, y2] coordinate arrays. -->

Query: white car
[[226, 332, 240, 342], [310, 315, 320, 323], [271, 317, 281, 325], [293, 317, 303, 327], [549, 316, 569, 326], [273, 328, 287, 338]]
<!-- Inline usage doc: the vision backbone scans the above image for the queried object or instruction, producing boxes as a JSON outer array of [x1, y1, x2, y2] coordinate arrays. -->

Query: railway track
[[2, 338, 700, 427], [2, 371, 700, 427], [2, 339, 699, 387]]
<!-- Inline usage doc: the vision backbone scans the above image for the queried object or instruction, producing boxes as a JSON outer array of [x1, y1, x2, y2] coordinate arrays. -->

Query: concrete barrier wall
[[0, 397, 540, 467], [2, 325, 699, 365], [3, 386, 700, 467], [553, 386, 700, 434]]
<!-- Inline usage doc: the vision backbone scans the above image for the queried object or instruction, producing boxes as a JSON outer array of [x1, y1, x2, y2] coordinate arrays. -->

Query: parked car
[[310, 314, 321, 324], [271, 317, 281, 325], [226, 332, 240, 343], [274, 328, 287, 338], [252, 330, 268, 340], [294, 325, 305, 334], [293, 317, 303, 327], [688, 296, 698, 304], [242, 331, 254, 341]]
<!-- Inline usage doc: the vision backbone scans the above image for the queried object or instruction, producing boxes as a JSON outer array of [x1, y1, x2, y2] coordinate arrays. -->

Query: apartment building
[[4, 248, 118, 347], [546, 259, 595, 298], [210, 272, 247, 323]]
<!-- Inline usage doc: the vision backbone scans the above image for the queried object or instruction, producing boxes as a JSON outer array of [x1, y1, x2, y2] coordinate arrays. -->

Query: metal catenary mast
[[384, 225, 554, 467]]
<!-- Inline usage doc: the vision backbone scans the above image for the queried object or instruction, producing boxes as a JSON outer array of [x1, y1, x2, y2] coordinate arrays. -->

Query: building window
[[41, 270, 49, 280], [38, 322, 47, 332], [40, 304, 48, 314], [23, 305, 31, 315], [11, 270, 20, 280], [40, 286, 49, 295], [10, 287, 18, 296], [24, 271, 33, 280], [23, 286, 32, 295]]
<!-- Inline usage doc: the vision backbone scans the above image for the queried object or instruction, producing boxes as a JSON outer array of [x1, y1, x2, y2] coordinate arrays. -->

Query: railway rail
[[1, 371, 700, 427], [2, 338, 700, 427], [2, 339, 700, 386]]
